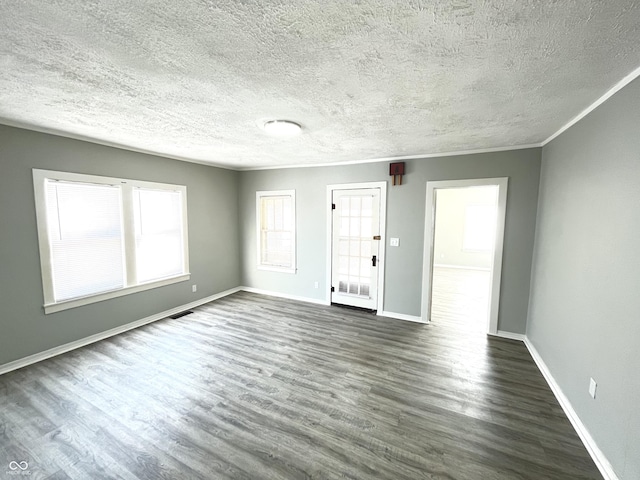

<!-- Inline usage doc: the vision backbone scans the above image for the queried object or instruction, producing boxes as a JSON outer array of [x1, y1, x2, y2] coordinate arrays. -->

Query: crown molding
[[542, 64, 640, 146], [0, 118, 236, 171], [239, 143, 542, 171], [4, 63, 639, 170]]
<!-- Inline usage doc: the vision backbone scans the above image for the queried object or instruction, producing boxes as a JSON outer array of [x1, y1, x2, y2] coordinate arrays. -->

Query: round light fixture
[[262, 120, 302, 136]]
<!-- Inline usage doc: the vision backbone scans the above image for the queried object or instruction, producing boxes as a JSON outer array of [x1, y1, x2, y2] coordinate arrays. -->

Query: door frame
[[326, 181, 387, 312], [420, 177, 508, 334]]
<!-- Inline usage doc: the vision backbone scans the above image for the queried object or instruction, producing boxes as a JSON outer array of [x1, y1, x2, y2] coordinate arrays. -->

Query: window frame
[[33, 169, 190, 314], [256, 190, 296, 274]]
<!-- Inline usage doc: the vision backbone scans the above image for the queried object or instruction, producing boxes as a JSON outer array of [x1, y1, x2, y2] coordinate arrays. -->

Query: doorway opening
[[421, 178, 508, 334], [327, 182, 387, 313]]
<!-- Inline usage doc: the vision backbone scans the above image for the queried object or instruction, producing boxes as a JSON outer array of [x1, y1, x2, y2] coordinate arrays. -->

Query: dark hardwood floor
[[0, 292, 601, 479]]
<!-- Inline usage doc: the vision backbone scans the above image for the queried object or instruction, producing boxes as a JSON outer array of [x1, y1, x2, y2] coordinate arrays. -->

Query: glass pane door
[[331, 188, 380, 309]]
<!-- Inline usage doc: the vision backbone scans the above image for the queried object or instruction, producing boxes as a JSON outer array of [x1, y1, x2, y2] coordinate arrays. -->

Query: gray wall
[[527, 77, 640, 479], [0, 125, 241, 366], [239, 148, 541, 333], [433, 186, 497, 269]]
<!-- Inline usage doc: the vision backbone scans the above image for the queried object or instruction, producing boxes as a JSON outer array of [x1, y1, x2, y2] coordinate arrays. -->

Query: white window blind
[[134, 188, 184, 283], [33, 170, 190, 314], [256, 191, 296, 272], [46, 180, 125, 302]]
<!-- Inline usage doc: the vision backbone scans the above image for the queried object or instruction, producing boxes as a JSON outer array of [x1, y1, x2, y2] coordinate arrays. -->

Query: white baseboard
[[0, 287, 242, 376], [493, 330, 526, 341], [524, 337, 618, 480], [378, 310, 426, 324], [240, 286, 330, 306], [241, 288, 426, 324], [1, 286, 617, 480]]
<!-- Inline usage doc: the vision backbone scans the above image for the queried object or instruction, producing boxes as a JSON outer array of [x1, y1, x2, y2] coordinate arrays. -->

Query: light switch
[[589, 378, 597, 399], [390, 237, 400, 247]]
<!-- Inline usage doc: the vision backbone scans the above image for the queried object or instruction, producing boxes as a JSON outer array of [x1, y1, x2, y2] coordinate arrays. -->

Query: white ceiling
[[1, 1, 639, 169]]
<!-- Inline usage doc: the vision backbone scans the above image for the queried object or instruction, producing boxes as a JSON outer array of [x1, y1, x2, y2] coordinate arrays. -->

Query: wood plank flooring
[[431, 266, 491, 332], [0, 292, 601, 479]]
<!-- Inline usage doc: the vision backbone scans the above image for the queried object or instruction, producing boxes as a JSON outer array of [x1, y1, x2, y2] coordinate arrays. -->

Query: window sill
[[43, 273, 191, 314], [257, 265, 296, 274]]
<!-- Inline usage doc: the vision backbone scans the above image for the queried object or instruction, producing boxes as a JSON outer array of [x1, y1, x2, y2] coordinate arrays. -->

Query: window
[[256, 190, 296, 273], [33, 169, 189, 313], [462, 205, 497, 252]]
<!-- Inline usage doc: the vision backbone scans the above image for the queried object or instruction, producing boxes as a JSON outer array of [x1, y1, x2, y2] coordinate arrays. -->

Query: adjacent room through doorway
[[431, 185, 498, 332], [422, 178, 507, 335]]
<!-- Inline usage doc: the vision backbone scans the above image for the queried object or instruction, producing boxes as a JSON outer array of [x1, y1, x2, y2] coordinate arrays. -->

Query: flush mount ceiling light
[[262, 120, 302, 136]]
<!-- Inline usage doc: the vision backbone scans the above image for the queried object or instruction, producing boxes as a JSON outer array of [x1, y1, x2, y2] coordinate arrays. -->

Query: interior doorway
[[421, 178, 508, 334], [327, 182, 387, 312]]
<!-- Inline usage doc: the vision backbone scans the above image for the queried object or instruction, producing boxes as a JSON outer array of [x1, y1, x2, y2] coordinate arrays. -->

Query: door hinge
[[331, 203, 336, 210], [331, 286, 335, 292]]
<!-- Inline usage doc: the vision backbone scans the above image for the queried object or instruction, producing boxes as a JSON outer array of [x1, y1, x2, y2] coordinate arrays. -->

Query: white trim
[[378, 311, 425, 324], [0, 287, 242, 376], [5, 64, 639, 172], [255, 265, 296, 274], [0, 118, 237, 171], [240, 286, 330, 306], [421, 178, 508, 335], [326, 182, 387, 313], [325, 188, 333, 306], [44, 274, 190, 314], [33, 169, 190, 314], [0, 119, 539, 172], [542, 65, 640, 146], [433, 263, 492, 272], [241, 143, 540, 171], [524, 338, 619, 480], [493, 330, 525, 342], [256, 190, 296, 273]]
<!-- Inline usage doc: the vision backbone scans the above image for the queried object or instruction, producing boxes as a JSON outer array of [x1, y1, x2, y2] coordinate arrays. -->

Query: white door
[[331, 188, 381, 309]]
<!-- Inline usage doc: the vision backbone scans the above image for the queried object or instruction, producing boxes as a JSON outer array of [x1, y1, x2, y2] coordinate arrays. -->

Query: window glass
[[463, 205, 497, 251], [134, 188, 184, 283], [257, 191, 295, 272], [46, 180, 124, 301], [33, 169, 189, 313]]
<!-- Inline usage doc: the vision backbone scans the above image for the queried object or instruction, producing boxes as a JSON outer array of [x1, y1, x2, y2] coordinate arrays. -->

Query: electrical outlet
[[390, 237, 400, 247], [314, 281, 319, 289], [589, 378, 597, 399], [192, 284, 197, 293]]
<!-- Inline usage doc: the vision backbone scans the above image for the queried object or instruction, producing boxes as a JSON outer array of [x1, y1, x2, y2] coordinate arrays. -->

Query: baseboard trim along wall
[[378, 310, 426, 323], [241, 287, 428, 324], [493, 330, 526, 341], [0, 287, 617, 480], [524, 338, 618, 480], [0, 287, 242, 376], [240, 286, 331, 306]]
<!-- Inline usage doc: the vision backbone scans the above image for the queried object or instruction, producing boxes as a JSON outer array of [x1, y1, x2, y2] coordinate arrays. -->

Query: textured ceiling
[[1, 1, 639, 169]]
